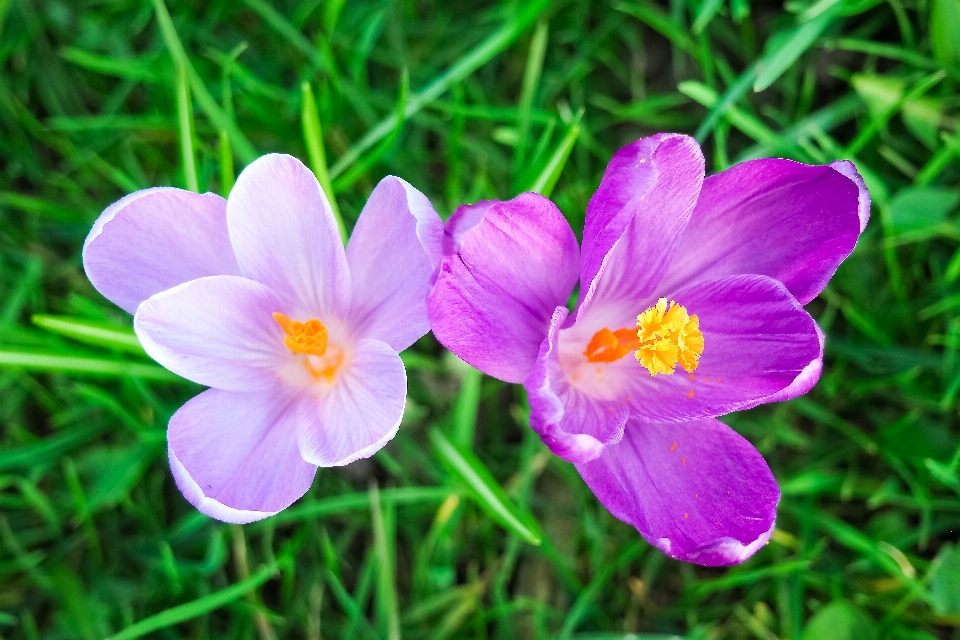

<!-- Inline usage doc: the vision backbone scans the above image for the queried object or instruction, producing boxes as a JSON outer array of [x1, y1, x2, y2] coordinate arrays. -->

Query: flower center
[[583, 298, 704, 376], [273, 312, 343, 383]]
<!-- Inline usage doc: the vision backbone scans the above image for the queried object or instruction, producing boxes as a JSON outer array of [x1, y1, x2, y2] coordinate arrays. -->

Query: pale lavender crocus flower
[[428, 133, 868, 565], [84, 154, 442, 523]]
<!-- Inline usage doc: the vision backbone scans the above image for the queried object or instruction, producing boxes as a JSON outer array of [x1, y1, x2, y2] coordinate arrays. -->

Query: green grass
[[1, 0, 959, 638]]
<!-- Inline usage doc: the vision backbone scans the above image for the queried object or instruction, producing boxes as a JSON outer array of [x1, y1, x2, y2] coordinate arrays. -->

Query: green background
[[1, 0, 959, 638]]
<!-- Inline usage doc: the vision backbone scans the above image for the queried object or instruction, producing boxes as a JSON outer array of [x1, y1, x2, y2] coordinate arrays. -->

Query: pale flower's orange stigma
[[583, 298, 704, 377], [272, 312, 328, 357]]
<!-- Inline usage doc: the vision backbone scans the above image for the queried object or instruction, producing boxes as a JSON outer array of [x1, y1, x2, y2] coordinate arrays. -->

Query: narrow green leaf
[[514, 19, 549, 188], [753, 9, 840, 92], [329, 0, 554, 179], [219, 131, 234, 196], [265, 486, 452, 526], [692, 0, 726, 33], [108, 560, 279, 639], [151, 0, 257, 163], [302, 81, 346, 244], [31, 315, 146, 355], [0, 425, 104, 471], [369, 483, 401, 640], [615, 1, 698, 56], [692, 66, 758, 143], [526, 116, 580, 197], [430, 429, 542, 545], [0, 349, 178, 381], [452, 366, 482, 449]]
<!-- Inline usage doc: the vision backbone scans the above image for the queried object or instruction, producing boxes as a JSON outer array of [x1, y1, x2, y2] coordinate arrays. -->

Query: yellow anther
[[272, 312, 328, 357], [634, 298, 703, 376]]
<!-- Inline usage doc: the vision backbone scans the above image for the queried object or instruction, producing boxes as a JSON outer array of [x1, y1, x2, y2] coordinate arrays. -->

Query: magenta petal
[[227, 154, 350, 318], [661, 158, 867, 304], [576, 417, 778, 566], [83, 188, 241, 314], [428, 194, 580, 384], [621, 275, 822, 423], [135, 275, 286, 391], [577, 134, 704, 320], [169, 387, 317, 524], [526, 307, 627, 463], [298, 338, 406, 466], [346, 176, 443, 352]]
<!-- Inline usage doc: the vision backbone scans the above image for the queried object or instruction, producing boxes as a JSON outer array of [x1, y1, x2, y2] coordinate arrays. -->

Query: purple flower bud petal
[[428, 193, 580, 383]]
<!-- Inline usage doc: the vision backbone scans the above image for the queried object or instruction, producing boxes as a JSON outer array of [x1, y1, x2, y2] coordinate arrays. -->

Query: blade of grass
[[328, 0, 554, 179], [0, 350, 179, 381], [302, 81, 345, 243], [108, 558, 281, 640], [452, 366, 481, 449], [514, 19, 549, 189], [525, 114, 581, 197], [370, 483, 400, 640], [31, 315, 146, 356], [176, 63, 198, 192], [430, 428, 542, 545], [151, 0, 257, 163]]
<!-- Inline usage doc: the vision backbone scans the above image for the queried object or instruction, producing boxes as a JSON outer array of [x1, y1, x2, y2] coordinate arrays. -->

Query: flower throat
[[583, 298, 704, 376]]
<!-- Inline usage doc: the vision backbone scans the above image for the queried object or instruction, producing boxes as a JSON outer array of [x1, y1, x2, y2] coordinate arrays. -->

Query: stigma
[[583, 298, 704, 376]]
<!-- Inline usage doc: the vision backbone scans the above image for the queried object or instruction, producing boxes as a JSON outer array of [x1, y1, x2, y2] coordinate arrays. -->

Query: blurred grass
[[1, 0, 959, 638]]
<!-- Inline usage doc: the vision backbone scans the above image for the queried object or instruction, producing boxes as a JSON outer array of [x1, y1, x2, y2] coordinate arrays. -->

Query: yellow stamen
[[582, 298, 704, 376], [272, 312, 328, 357], [635, 298, 703, 376]]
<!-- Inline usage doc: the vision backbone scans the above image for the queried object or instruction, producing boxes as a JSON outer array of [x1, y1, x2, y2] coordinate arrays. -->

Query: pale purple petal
[[134, 275, 288, 391], [660, 159, 867, 304], [298, 338, 406, 466], [602, 275, 822, 423], [168, 387, 317, 524], [227, 154, 350, 319], [526, 307, 627, 464], [576, 134, 704, 321], [576, 417, 778, 566], [83, 188, 240, 314], [346, 176, 443, 352], [428, 194, 580, 384]]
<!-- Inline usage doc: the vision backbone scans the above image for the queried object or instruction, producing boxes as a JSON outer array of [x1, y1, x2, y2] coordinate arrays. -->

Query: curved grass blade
[[525, 114, 580, 198], [302, 81, 345, 243], [107, 559, 280, 640], [329, 0, 554, 179], [31, 315, 146, 356], [430, 428, 542, 546], [0, 349, 177, 381]]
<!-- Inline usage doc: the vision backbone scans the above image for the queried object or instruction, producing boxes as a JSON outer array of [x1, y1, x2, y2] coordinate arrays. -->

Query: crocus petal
[[660, 158, 868, 304], [577, 134, 705, 320], [526, 307, 628, 464], [612, 275, 822, 423], [83, 188, 241, 314], [298, 338, 406, 466], [135, 275, 287, 391], [168, 387, 317, 524], [227, 154, 350, 319], [428, 194, 580, 384], [346, 176, 443, 352], [576, 417, 778, 566]]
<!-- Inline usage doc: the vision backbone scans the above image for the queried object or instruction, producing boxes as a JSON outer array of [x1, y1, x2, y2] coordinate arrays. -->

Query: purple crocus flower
[[428, 133, 868, 565], [84, 154, 441, 523]]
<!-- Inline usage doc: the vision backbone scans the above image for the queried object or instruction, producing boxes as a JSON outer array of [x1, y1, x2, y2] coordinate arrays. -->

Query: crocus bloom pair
[[429, 133, 868, 565], [84, 154, 442, 523]]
